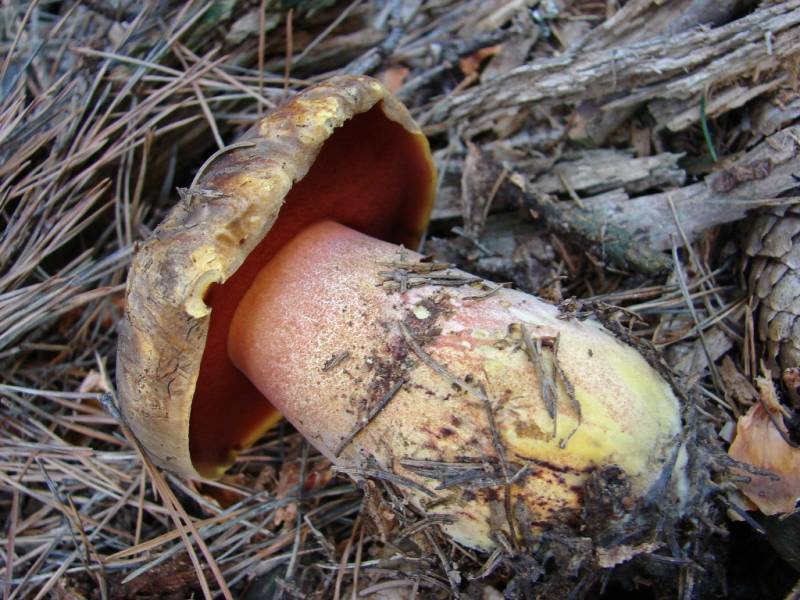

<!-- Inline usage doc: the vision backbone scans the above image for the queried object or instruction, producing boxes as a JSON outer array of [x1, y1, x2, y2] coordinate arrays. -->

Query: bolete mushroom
[[117, 75, 685, 550]]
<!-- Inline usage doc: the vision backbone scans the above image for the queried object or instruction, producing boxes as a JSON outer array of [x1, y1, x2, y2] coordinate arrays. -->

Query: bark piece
[[440, 154, 675, 275], [568, 0, 753, 143], [648, 76, 787, 132], [482, 32, 537, 82], [432, 149, 683, 221], [427, 3, 800, 133], [753, 95, 800, 137], [519, 177, 673, 276], [573, 0, 754, 52], [461, 142, 504, 238], [531, 150, 685, 196], [584, 125, 800, 251]]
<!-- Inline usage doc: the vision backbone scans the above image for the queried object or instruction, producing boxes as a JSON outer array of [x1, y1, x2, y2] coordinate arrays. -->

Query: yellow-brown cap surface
[[116, 76, 437, 478]]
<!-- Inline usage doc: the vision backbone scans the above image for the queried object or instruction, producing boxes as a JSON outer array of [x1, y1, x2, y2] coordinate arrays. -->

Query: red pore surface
[[190, 104, 435, 475]]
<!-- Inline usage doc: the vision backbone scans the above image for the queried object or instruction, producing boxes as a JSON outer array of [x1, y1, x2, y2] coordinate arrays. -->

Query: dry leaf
[[380, 66, 410, 94], [728, 375, 800, 515], [458, 45, 503, 77]]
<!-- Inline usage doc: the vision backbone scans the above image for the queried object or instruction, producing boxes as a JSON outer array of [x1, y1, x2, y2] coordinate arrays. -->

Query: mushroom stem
[[228, 220, 684, 549]]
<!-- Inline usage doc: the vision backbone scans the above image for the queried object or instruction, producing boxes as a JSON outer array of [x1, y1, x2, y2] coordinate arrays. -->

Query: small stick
[[334, 378, 406, 457], [377, 260, 452, 272], [424, 530, 462, 599], [379, 270, 480, 291], [400, 457, 521, 489], [398, 322, 486, 402], [334, 465, 437, 498], [190, 141, 256, 189], [463, 282, 511, 301], [378, 270, 472, 281], [257, 0, 267, 118], [322, 351, 350, 372], [551, 335, 582, 448], [520, 325, 558, 439], [470, 548, 503, 581], [332, 514, 359, 600], [478, 386, 517, 549], [394, 514, 456, 541], [283, 442, 308, 587], [558, 169, 586, 209], [283, 8, 294, 100], [482, 165, 510, 226]]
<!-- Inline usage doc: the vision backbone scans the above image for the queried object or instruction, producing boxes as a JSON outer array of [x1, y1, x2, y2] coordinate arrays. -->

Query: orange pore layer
[[189, 105, 435, 476]]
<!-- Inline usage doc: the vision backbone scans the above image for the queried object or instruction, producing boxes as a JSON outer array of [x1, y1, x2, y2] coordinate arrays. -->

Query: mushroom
[[117, 75, 685, 549]]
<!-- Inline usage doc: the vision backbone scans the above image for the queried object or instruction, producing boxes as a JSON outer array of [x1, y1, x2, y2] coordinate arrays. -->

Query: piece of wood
[[447, 124, 800, 274], [521, 183, 673, 276], [531, 149, 685, 195], [649, 76, 786, 132], [572, 0, 753, 52], [567, 0, 753, 143], [583, 125, 800, 251], [431, 148, 684, 221], [752, 95, 800, 138], [427, 2, 800, 133]]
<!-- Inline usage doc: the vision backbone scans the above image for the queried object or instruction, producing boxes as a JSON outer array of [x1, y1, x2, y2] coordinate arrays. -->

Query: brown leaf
[[105, 554, 204, 598], [728, 375, 800, 515], [458, 45, 503, 77], [380, 66, 410, 94]]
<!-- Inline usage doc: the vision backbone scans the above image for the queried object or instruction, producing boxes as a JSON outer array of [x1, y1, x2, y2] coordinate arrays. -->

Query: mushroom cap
[[116, 76, 437, 478]]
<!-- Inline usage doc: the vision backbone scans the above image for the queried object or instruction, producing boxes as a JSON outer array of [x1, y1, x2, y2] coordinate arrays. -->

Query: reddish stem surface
[[228, 221, 405, 429]]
